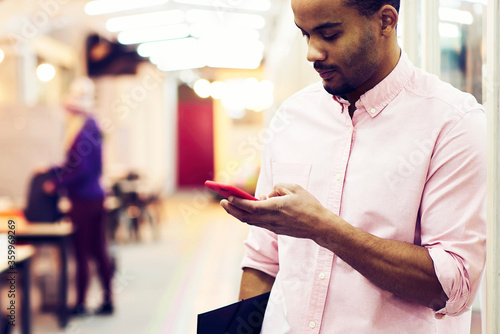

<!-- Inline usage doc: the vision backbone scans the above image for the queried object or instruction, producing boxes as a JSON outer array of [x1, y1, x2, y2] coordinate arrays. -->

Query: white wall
[[93, 63, 174, 195]]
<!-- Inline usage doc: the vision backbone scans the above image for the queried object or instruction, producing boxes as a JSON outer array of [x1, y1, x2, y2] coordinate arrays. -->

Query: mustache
[[313, 62, 339, 71]]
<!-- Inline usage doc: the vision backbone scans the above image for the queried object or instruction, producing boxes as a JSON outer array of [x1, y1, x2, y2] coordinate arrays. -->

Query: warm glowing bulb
[[193, 79, 211, 98], [37, 63, 56, 82], [210, 81, 225, 99]]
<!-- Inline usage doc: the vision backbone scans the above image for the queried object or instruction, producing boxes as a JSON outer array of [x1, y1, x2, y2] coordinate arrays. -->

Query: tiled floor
[[6, 190, 483, 333]]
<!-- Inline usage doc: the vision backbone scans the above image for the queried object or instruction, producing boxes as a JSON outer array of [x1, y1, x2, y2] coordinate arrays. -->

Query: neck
[[346, 46, 401, 112]]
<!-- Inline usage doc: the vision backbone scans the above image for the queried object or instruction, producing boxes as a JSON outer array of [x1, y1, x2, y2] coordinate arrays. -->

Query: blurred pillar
[[420, 0, 441, 76], [485, 0, 500, 333], [163, 75, 178, 194], [400, 0, 419, 67]]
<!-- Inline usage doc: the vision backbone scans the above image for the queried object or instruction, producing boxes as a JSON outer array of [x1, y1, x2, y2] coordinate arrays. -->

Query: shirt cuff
[[428, 247, 470, 318], [240, 226, 279, 278]]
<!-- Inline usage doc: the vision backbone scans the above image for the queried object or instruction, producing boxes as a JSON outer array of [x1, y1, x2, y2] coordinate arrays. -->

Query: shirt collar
[[333, 51, 414, 117]]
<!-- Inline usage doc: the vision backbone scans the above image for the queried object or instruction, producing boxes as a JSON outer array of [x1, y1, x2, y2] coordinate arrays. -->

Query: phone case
[[204, 181, 258, 201]]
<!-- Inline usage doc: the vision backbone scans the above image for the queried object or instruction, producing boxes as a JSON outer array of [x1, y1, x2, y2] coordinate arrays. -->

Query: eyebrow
[[295, 21, 343, 33]]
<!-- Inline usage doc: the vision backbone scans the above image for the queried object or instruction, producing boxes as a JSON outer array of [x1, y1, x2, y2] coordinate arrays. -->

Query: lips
[[317, 69, 337, 80]]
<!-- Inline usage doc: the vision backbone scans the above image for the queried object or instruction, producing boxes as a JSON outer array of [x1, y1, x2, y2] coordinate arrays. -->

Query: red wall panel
[[177, 101, 214, 187]]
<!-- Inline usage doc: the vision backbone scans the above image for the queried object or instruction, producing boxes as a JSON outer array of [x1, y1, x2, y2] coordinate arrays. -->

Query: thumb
[[269, 183, 296, 198]]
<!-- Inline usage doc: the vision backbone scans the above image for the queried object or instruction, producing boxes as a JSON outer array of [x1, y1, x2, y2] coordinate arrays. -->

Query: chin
[[323, 82, 353, 97]]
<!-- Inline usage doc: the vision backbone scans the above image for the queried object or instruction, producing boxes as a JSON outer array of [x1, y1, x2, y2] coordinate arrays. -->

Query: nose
[[306, 39, 327, 63]]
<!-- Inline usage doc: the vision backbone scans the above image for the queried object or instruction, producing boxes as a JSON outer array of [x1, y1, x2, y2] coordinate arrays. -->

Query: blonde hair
[[64, 77, 96, 113]]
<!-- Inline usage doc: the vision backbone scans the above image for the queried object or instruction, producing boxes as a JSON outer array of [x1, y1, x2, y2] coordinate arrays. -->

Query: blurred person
[[42, 77, 114, 316], [221, 0, 486, 333]]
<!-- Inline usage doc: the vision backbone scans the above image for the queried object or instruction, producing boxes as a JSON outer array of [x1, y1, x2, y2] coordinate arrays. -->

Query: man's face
[[292, 0, 381, 97]]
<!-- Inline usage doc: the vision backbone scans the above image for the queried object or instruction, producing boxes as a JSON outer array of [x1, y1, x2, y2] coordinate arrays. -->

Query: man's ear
[[378, 5, 398, 36]]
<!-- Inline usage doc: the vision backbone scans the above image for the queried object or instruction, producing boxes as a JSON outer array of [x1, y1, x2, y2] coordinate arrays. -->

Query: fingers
[[220, 199, 252, 223], [227, 196, 260, 213], [269, 183, 299, 198]]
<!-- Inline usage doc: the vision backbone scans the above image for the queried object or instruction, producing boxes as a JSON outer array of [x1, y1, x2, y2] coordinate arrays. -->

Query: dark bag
[[197, 292, 270, 334], [23, 171, 64, 222]]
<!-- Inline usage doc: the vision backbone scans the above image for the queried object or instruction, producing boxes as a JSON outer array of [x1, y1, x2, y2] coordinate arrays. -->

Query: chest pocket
[[271, 161, 312, 190]]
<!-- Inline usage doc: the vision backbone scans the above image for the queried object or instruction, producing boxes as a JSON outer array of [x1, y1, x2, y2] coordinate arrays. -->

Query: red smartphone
[[204, 180, 259, 201]]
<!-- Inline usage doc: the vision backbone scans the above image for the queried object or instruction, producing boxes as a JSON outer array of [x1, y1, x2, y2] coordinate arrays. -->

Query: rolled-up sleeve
[[241, 226, 279, 277], [420, 109, 486, 317]]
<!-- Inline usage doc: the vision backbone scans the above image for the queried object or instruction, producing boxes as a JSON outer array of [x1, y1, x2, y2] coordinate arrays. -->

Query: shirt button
[[309, 321, 316, 329], [370, 108, 377, 114], [335, 173, 342, 181], [319, 272, 326, 280]]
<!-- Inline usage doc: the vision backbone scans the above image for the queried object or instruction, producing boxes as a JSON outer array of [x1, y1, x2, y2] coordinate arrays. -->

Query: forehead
[[291, 0, 361, 29]]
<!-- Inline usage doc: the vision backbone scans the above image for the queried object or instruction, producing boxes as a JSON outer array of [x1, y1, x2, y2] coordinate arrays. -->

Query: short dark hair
[[344, 0, 400, 17]]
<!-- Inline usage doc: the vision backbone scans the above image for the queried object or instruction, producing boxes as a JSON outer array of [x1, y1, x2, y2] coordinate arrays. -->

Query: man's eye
[[323, 34, 338, 41]]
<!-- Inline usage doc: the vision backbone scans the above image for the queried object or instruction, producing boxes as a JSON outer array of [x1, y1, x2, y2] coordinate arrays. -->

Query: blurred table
[[0, 220, 74, 328], [0, 245, 35, 334]]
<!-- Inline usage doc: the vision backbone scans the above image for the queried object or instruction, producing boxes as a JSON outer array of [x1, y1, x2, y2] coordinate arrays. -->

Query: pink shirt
[[241, 52, 486, 333]]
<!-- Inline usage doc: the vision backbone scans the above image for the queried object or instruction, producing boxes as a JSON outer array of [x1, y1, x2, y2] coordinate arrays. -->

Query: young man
[[222, 0, 486, 332]]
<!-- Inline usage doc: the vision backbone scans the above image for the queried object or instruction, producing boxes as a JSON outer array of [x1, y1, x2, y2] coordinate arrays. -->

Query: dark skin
[[228, 0, 448, 311]]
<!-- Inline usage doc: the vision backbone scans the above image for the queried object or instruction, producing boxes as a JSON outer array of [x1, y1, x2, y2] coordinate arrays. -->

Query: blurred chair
[[104, 171, 162, 242]]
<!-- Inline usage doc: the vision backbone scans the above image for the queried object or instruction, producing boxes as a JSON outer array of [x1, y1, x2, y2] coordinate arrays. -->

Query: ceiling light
[[193, 79, 211, 98], [117, 24, 190, 44], [106, 10, 184, 32], [37, 63, 56, 82], [174, 0, 271, 12], [142, 36, 265, 70], [202, 39, 264, 69], [146, 38, 206, 71], [85, 0, 169, 16], [190, 24, 260, 40], [138, 37, 198, 57], [158, 59, 205, 71], [210, 81, 225, 99], [186, 9, 266, 29]]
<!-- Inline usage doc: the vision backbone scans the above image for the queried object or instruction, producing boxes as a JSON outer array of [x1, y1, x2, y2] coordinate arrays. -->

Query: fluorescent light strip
[[190, 24, 260, 40], [186, 9, 266, 29], [118, 24, 190, 44], [85, 0, 169, 16], [174, 0, 271, 12], [106, 10, 184, 32], [138, 37, 199, 57], [145, 37, 264, 71], [205, 43, 263, 69]]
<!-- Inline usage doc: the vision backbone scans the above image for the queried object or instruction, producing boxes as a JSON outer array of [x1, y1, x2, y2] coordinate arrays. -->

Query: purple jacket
[[50, 117, 104, 200]]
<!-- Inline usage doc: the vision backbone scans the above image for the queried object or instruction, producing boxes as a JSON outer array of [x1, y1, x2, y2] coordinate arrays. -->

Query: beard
[[315, 30, 378, 98], [322, 75, 358, 97]]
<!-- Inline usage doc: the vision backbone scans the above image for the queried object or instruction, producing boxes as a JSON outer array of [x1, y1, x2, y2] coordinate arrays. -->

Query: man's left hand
[[221, 183, 335, 241]]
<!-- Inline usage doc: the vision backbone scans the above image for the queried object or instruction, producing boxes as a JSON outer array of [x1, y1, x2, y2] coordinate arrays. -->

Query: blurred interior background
[[0, 0, 493, 333]]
